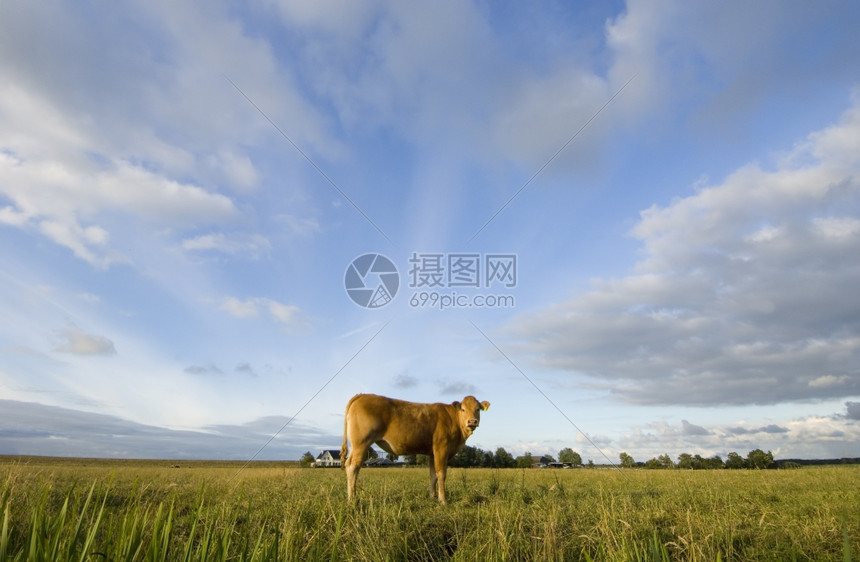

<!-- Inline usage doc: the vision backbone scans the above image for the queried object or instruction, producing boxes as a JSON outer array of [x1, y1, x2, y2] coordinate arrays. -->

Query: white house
[[315, 450, 341, 467]]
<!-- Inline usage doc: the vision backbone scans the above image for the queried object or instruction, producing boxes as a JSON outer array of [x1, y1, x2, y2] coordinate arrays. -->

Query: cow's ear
[[480, 401, 490, 411], [452, 401, 461, 409]]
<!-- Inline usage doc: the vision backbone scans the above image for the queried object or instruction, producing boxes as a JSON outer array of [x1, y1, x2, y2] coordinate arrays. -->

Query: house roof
[[365, 457, 395, 466], [316, 449, 341, 460]]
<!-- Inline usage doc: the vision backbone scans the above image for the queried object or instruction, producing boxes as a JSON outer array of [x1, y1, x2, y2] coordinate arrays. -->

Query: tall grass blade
[[0, 485, 11, 562], [76, 482, 105, 562]]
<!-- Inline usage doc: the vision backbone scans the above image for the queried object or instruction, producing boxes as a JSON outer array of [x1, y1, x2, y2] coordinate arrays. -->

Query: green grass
[[1, 457, 858, 560]]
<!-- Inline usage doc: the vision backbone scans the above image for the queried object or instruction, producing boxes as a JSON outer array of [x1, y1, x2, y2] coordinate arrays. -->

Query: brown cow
[[341, 393, 490, 504]]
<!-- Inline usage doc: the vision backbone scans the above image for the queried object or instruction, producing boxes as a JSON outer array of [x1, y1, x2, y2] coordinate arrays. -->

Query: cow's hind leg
[[345, 442, 369, 502], [345, 462, 360, 501]]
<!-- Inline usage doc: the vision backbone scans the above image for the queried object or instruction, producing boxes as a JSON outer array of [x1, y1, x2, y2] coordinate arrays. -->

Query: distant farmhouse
[[532, 455, 555, 468], [315, 450, 341, 467], [314, 449, 403, 468]]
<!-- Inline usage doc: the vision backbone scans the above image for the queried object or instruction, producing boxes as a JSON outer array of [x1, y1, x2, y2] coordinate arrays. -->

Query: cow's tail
[[340, 420, 348, 470], [341, 395, 356, 469]]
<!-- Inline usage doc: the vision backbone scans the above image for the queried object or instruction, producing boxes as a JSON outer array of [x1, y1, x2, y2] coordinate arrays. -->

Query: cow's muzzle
[[466, 420, 479, 430]]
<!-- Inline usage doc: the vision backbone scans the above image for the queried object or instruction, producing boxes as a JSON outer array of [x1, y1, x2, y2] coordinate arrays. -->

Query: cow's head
[[455, 396, 490, 436]]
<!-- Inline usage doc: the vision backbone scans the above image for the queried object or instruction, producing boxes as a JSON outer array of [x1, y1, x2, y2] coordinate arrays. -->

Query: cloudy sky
[[2, 0, 859, 463]]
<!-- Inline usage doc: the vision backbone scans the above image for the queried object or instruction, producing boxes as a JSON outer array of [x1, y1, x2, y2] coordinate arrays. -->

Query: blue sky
[[2, 0, 860, 463]]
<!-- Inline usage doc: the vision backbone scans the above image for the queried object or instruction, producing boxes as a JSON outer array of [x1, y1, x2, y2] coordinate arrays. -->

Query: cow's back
[[346, 394, 458, 456]]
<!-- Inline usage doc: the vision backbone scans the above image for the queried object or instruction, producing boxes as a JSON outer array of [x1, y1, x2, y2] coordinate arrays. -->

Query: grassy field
[[1, 457, 858, 561]]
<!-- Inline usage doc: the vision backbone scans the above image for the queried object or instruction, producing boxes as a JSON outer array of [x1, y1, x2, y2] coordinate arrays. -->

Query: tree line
[[628, 449, 776, 469], [440, 446, 780, 470], [301, 446, 799, 470], [424, 446, 778, 469]]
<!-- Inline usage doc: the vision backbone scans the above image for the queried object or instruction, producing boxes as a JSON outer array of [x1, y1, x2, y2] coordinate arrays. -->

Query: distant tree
[[558, 448, 582, 466], [495, 447, 516, 468], [451, 445, 483, 467], [619, 452, 635, 468], [299, 451, 315, 468], [587, 459, 595, 468], [677, 453, 693, 469], [707, 455, 724, 469], [482, 450, 495, 468], [558, 448, 574, 464], [364, 447, 379, 461], [403, 454, 418, 466], [516, 452, 534, 468], [642, 454, 672, 469], [726, 452, 745, 469], [386, 452, 399, 462], [746, 449, 774, 469], [692, 454, 705, 470]]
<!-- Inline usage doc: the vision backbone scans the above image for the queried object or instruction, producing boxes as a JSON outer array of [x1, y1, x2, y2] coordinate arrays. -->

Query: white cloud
[[93, 163, 238, 224], [38, 220, 120, 268], [265, 0, 381, 38], [784, 416, 857, 447], [605, 1, 860, 130], [809, 375, 849, 389], [812, 217, 860, 239], [614, 410, 860, 460], [220, 297, 260, 319], [213, 149, 259, 191], [489, 69, 611, 173], [266, 300, 301, 324], [506, 95, 860, 406], [182, 233, 271, 258], [277, 214, 322, 236], [262, 0, 621, 175], [0, 205, 27, 226], [0, 82, 92, 163], [0, 151, 239, 265], [0, 2, 337, 268], [184, 364, 225, 376], [220, 297, 302, 325], [53, 327, 117, 356]]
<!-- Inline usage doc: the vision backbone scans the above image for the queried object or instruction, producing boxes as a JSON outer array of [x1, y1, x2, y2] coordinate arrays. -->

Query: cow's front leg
[[427, 455, 438, 499], [433, 453, 449, 504]]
